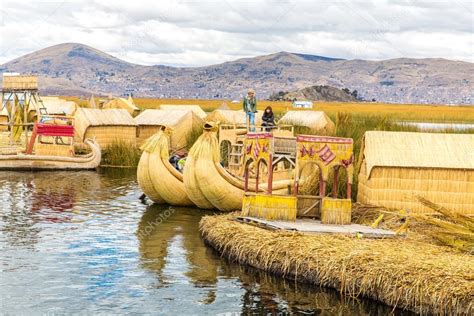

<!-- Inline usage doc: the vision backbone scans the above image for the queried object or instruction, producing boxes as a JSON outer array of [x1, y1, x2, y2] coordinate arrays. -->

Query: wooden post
[[267, 154, 273, 194], [332, 167, 339, 198], [320, 180, 327, 197], [244, 165, 249, 192], [24, 92, 28, 149], [9, 95, 14, 145], [255, 160, 260, 192]]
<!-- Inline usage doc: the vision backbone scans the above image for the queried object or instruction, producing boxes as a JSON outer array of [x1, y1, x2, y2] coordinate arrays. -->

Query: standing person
[[243, 88, 257, 132], [261, 106, 275, 131]]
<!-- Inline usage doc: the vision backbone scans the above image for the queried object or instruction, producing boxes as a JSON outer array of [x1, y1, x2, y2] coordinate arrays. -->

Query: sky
[[0, 0, 472, 66]]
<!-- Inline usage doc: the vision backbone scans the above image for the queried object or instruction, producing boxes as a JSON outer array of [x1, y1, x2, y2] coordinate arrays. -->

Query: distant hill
[[1, 43, 473, 104], [269, 85, 359, 102]]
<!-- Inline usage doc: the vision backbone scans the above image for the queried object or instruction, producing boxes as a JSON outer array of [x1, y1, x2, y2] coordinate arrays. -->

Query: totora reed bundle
[[200, 214, 473, 315], [136, 128, 193, 206]]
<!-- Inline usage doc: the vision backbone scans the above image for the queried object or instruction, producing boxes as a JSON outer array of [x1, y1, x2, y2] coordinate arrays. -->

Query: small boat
[[137, 127, 194, 206], [0, 138, 101, 170], [184, 123, 293, 212], [1, 79, 101, 171]]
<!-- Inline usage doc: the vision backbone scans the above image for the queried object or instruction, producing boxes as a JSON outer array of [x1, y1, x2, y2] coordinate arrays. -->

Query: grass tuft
[[101, 140, 140, 167]]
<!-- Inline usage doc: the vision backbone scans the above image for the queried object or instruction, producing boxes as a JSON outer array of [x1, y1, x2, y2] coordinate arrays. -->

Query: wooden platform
[[236, 216, 398, 238]]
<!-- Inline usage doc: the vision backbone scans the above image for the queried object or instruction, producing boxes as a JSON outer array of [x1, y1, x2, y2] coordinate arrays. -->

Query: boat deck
[[236, 216, 398, 238]]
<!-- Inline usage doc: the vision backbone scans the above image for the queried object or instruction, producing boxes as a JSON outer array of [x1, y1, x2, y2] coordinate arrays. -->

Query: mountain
[[1, 43, 473, 104], [270, 85, 359, 102]]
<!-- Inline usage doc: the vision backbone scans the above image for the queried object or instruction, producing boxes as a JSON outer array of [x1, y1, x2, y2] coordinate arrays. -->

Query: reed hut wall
[[357, 131, 474, 215], [74, 108, 137, 148]]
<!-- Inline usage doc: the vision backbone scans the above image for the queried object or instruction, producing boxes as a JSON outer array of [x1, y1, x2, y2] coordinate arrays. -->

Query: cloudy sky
[[0, 0, 472, 66]]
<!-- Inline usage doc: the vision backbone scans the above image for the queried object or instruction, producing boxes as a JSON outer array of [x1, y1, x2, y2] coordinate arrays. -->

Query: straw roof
[[41, 97, 77, 115], [102, 97, 140, 116], [27, 96, 77, 116], [363, 131, 474, 177], [206, 109, 246, 124], [278, 111, 335, 132], [159, 104, 207, 119], [135, 109, 202, 127], [76, 108, 136, 126]]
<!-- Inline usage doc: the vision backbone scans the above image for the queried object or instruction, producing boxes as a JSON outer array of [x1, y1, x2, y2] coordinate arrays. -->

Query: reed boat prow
[[0, 138, 101, 170], [137, 129, 194, 206]]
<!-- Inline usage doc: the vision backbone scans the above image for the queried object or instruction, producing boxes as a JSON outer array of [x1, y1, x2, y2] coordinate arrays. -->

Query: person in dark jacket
[[261, 106, 275, 131]]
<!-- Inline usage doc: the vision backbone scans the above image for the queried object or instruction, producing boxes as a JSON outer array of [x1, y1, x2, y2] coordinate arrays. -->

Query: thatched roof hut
[[357, 131, 474, 215], [27, 96, 77, 120], [159, 104, 207, 119], [74, 108, 137, 148], [102, 96, 140, 116], [278, 111, 335, 133], [135, 109, 204, 150], [41, 97, 77, 115], [206, 109, 264, 125]]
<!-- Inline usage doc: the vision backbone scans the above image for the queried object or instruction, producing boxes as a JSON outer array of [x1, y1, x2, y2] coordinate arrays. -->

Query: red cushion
[[36, 123, 74, 137]]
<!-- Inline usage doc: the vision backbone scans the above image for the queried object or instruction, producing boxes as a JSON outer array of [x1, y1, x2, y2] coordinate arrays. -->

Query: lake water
[[0, 169, 413, 315]]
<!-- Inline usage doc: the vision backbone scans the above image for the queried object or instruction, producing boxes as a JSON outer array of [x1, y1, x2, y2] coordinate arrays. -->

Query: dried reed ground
[[200, 214, 473, 315]]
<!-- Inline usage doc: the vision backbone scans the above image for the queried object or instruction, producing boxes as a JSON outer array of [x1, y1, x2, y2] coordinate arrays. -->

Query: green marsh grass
[[102, 140, 141, 167]]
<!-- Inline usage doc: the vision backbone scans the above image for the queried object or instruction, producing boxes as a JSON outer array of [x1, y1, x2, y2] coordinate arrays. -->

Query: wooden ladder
[[228, 143, 244, 174]]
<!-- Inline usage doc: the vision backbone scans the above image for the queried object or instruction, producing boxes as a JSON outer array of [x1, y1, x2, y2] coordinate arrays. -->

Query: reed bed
[[101, 139, 140, 167], [200, 214, 473, 315], [62, 96, 474, 122]]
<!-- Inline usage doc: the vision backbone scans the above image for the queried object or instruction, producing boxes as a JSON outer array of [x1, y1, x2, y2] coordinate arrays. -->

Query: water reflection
[[138, 206, 219, 304], [0, 170, 412, 315]]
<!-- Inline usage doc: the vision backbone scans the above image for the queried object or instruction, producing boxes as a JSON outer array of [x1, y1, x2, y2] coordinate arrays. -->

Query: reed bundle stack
[[278, 111, 335, 134], [74, 108, 137, 148], [135, 109, 204, 150], [159, 104, 207, 119], [357, 131, 474, 215], [200, 214, 473, 315], [102, 96, 140, 116]]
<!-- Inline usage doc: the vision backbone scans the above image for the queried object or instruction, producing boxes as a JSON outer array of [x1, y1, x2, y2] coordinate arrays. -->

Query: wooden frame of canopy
[[294, 135, 354, 224], [243, 133, 275, 194], [1, 76, 42, 148]]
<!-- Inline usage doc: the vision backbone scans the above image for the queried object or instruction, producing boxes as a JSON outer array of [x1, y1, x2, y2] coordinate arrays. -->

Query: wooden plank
[[236, 216, 398, 238]]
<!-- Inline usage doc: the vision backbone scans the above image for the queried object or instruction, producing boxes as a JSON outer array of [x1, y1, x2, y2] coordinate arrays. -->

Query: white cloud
[[0, 0, 472, 65]]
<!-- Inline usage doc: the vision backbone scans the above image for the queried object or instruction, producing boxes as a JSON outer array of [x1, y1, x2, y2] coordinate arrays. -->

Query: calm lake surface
[[0, 169, 412, 315]]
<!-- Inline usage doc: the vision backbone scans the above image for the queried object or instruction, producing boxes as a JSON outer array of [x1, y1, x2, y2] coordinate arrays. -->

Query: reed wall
[[357, 162, 474, 215], [84, 126, 137, 148]]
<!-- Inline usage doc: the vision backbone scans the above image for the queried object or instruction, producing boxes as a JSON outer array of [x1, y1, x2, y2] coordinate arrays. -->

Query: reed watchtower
[[1, 74, 47, 145]]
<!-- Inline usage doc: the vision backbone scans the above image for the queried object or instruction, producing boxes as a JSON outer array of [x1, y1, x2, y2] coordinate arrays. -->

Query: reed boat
[[184, 123, 295, 212], [0, 138, 101, 170], [137, 128, 194, 206]]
